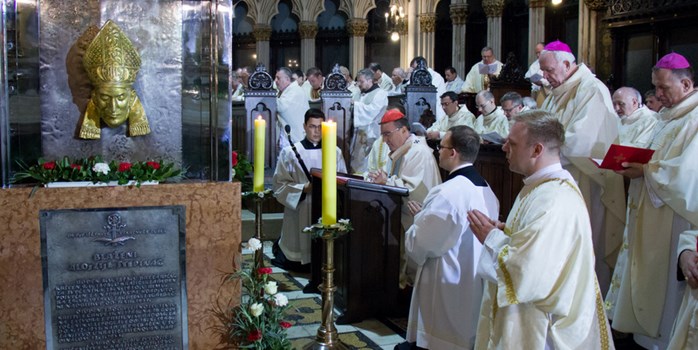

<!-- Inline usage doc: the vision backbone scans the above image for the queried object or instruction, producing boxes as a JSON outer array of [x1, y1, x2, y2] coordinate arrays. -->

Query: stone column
[[398, 21, 409, 70], [253, 24, 272, 68], [483, 0, 505, 60], [450, 4, 468, 76], [299, 21, 318, 72], [578, 0, 606, 69], [419, 14, 436, 66], [347, 18, 368, 78], [528, 0, 546, 64], [406, 0, 418, 67]]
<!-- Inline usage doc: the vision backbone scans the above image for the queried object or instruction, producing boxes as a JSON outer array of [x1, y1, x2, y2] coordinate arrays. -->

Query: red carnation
[[279, 321, 292, 329], [42, 161, 56, 170], [257, 267, 273, 275], [246, 329, 262, 342], [118, 162, 132, 172], [70, 164, 81, 170], [232, 151, 239, 167], [146, 161, 161, 169]]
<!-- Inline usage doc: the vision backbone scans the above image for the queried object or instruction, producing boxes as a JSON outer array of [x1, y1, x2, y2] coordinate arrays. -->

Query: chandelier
[[384, 2, 405, 42]]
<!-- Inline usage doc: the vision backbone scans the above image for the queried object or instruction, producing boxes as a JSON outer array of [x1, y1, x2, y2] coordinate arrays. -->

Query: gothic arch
[[338, 0, 377, 19], [241, 0, 279, 25], [290, 0, 326, 22]]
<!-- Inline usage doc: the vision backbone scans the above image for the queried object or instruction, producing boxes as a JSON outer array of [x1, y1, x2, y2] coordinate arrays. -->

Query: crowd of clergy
[[232, 40, 698, 350]]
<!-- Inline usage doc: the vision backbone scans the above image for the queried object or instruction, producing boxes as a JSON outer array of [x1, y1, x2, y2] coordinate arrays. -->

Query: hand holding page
[[590, 144, 655, 171], [481, 132, 506, 145]]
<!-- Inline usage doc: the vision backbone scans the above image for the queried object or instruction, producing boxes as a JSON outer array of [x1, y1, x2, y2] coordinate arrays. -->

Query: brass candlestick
[[304, 228, 348, 350], [253, 195, 265, 267]]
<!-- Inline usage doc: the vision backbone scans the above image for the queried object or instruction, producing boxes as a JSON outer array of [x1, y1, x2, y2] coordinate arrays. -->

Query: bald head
[[612, 87, 642, 117]]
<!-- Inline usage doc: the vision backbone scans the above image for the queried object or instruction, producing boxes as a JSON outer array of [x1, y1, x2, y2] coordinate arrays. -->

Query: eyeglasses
[[436, 144, 454, 151], [381, 128, 401, 138]]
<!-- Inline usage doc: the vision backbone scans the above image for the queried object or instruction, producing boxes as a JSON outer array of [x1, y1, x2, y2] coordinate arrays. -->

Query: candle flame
[[256, 115, 263, 120]]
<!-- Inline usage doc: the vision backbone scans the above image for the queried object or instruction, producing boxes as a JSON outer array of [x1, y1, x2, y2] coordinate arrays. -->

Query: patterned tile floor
[[242, 242, 406, 350]]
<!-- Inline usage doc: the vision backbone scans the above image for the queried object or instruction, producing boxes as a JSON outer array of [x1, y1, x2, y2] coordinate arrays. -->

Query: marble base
[[0, 182, 241, 349]]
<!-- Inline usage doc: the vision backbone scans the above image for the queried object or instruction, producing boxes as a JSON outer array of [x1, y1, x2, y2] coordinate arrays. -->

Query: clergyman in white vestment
[[469, 111, 614, 350], [401, 126, 498, 350], [272, 109, 347, 268]]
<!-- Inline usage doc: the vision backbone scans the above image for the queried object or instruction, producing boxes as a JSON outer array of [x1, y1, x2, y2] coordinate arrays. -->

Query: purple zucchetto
[[544, 40, 572, 53], [655, 52, 691, 69]]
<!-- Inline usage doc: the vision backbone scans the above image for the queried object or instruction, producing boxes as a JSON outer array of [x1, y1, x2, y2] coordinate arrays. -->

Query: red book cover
[[591, 144, 655, 171]]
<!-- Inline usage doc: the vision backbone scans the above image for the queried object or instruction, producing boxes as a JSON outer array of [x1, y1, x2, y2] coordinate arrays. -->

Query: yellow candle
[[253, 115, 266, 192], [321, 120, 337, 225]]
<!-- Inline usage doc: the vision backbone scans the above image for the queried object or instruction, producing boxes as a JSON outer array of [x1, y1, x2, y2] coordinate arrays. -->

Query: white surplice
[[618, 106, 658, 148], [350, 85, 388, 174], [461, 60, 503, 94], [272, 141, 347, 264], [277, 83, 310, 148], [385, 134, 442, 288], [474, 107, 510, 137], [426, 106, 476, 139], [476, 163, 614, 350], [405, 165, 499, 349], [667, 227, 698, 350], [378, 72, 395, 92], [445, 76, 465, 93], [540, 64, 626, 294], [364, 137, 390, 178], [606, 90, 698, 349]]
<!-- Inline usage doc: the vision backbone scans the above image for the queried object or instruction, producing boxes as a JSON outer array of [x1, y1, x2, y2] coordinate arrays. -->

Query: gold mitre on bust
[[79, 20, 150, 139]]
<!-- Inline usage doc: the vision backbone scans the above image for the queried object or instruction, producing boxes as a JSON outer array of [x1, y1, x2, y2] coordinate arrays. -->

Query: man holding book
[[461, 47, 503, 94], [539, 40, 625, 295], [607, 52, 698, 350]]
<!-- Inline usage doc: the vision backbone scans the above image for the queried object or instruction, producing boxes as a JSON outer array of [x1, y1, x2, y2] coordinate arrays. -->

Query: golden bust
[[79, 20, 150, 139]]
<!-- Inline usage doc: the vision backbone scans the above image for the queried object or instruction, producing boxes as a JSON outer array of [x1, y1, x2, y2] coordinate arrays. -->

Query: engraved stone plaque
[[40, 206, 187, 350]]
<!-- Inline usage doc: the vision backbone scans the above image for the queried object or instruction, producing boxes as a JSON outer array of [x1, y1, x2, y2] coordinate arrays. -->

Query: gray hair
[[541, 50, 576, 65], [500, 91, 523, 107], [357, 68, 374, 81], [476, 89, 495, 102]]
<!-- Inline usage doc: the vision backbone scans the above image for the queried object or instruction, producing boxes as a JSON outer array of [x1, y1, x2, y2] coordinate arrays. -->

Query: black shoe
[[270, 254, 311, 273], [394, 341, 427, 350]]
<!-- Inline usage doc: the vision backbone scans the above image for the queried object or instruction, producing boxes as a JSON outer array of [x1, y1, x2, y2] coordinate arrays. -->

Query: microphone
[[285, 125, 311, 182]]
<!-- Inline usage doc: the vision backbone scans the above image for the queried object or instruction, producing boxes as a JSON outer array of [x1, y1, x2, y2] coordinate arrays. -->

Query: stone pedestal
[[0, 182, 241, 349]]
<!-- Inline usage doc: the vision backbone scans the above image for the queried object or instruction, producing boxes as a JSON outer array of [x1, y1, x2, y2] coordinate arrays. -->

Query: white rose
[[273, 293, 288, 307], [250, 302, 264, 317], [264, 281, 278, 295], [92, 162, 110, 175], [247, 238, 262, 251], [338, 219, 350, 225]]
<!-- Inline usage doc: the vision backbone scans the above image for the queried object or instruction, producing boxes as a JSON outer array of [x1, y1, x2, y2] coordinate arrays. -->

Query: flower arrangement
[[12, 156, 181, 187], [232, 151, 253, 192], [303, 218, 353, 239], [213, 238, 292, 350]]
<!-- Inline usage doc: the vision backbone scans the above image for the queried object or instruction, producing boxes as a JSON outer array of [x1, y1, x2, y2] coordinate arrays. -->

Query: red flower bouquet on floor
[[212, 238, 292, 350]]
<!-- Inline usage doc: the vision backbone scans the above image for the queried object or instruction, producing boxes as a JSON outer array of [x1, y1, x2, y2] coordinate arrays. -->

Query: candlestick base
[[303, 228, 349, 350], [243, 189, 273, 267]]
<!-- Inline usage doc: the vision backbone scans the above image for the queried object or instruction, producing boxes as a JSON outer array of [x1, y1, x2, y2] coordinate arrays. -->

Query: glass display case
[[0, 0, 233, 187]]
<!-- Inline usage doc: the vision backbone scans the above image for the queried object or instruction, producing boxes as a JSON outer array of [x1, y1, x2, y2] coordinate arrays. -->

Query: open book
[[528, 73, 543, 84], [478, 63, 499, 75], [590, 144, 655, 171], [411, 122, 428, 136], [480, 132, 506, 145]]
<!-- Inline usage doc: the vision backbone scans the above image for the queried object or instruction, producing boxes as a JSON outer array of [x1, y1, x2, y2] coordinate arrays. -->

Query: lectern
[[307, 169, 409, 324]]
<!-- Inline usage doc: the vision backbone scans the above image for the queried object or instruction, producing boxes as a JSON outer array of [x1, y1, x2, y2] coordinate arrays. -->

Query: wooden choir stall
[[306, 169, 409, 324]]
